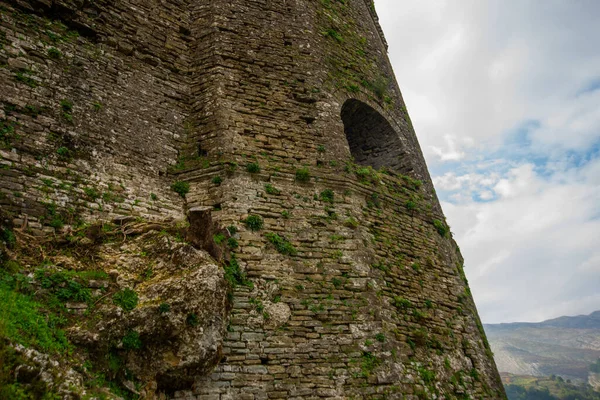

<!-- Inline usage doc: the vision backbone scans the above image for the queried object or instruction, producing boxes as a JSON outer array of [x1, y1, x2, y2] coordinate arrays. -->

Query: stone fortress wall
[[0, 0, 505, 398]]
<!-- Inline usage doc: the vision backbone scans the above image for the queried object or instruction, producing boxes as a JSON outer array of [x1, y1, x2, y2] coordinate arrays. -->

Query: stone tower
[[0, 0, 505, 399]]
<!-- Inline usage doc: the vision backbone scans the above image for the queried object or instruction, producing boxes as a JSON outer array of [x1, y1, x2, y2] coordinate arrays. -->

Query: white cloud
[[441, 160, 600, 323], [376, 0, 600, 323], [377, 0, 600, 163]]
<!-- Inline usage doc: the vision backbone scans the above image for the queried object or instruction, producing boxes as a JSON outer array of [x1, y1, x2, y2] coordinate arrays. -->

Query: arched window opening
[[341, 99, 405, 172]]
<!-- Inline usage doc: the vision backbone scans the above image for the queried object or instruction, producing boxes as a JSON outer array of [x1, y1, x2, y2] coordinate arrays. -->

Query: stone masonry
[[0, 0, 506, 398]]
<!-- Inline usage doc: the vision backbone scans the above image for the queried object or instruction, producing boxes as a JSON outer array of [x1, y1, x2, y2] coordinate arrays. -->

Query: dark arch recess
[[341, 99, 408, 172]]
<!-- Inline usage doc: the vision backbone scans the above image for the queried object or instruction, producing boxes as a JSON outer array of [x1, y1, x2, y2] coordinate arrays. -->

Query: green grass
[[0, 271, 70, 354]]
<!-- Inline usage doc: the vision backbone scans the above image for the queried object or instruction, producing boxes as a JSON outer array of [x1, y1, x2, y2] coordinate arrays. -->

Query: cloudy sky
[[375, 0, 600, 324]]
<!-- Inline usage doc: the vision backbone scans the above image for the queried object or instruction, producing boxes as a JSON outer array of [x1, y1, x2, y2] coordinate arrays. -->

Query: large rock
[[68, 231, 229, 394]]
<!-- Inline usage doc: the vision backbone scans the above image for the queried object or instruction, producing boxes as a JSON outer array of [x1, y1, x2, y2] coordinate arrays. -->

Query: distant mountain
[[484, 311, 600, 384], [489, 311, 600, 330]]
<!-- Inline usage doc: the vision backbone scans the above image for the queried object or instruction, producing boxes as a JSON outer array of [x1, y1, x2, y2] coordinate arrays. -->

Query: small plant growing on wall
[[113, 289, 138, 312], [171, 181, 190, 198], [47, 47, 61, 59], [246, 162, 260, 173], [243, 215, 263, 231], [319, 189, 334, 203], [122, 330, 142, 350], [433, 219, 449, 237], [265, 232, 297, 256], [295, 167, 311, 183], [60, 99, 73, 123], [264, 184, 280, 195]]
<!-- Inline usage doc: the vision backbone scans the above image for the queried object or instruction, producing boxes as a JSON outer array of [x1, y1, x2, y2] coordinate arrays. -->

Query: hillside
[[502, 373, 600, 400], [485, 311, 600, 384]]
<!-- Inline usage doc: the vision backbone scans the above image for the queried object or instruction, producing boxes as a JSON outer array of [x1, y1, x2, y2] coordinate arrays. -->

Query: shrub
[[243, 215, 263, 231], [113, 288, 138, 311], [211, 176, 223, 185], [265, 232, 297, 256], [375, 333, 385, 343], [122, 330, 142, 350], [406, 200, 417, 210], [171, 181, 190, 198], [227, 237, 238, 249], [319, 189, 334, 203], [295, 167, 311, 183], [246, 162, 260, 173]]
